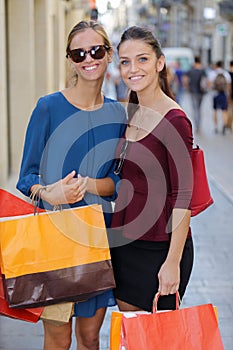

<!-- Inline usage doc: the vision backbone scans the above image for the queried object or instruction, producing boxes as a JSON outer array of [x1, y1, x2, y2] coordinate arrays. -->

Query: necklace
[[129, 107, 143, 130]]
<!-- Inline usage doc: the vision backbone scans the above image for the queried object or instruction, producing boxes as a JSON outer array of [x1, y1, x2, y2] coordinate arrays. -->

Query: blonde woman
[[17, 20, 126, 350]]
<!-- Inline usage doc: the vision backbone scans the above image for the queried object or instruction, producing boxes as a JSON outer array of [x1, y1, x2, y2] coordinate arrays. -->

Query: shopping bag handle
[[30, 186, 45, 215], [30, 186, 62, 215], [152, 291, 180, 313]]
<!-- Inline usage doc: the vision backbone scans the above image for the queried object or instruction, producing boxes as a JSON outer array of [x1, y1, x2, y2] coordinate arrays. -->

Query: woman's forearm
[[86, 177, 115, 197], [166, 208, 191, 264], [157, 208, 191, 295], [30, 175, 115, 206]]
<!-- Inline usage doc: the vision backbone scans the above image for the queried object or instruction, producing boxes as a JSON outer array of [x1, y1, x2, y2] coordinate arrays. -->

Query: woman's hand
[[42, 171, 88, 205], [31, 171, 113, 206], [73, 174, 89, 200], [157, 209, 190, 296], [157, 259, 180, 296]]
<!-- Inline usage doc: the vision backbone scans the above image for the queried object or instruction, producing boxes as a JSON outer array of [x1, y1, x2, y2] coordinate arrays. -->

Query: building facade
[[0, 0, 93, 187], [125, 0, 233, 67]]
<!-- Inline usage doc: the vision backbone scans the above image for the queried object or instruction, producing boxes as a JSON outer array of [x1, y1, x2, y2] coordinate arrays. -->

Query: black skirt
[[110, 237, 194, 312]]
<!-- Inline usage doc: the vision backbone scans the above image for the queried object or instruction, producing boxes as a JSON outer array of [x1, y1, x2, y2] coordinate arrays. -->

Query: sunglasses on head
[[66, 45, 110, 63]]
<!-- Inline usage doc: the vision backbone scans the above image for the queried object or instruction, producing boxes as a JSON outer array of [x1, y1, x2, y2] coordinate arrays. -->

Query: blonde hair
[[66, 20, 112, 86]]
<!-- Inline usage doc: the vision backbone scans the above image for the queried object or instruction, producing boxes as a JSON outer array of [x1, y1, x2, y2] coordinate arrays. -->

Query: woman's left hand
[[68, 174, 89, 202], [157, 260, 180, 296]]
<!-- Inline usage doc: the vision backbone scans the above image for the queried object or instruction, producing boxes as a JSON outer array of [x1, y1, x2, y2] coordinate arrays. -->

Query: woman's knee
[[76, 321, 100, 349], [43, 320, 72, 350], [77, 332, 99, 349], [75, 308, 106, 349]]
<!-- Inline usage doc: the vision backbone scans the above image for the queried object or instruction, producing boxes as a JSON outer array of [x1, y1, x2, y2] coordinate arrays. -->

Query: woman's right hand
[[42, 170, 84, 205]]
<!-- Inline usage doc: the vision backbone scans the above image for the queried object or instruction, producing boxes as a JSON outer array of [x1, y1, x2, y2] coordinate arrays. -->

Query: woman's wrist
[[86, 177, 114, 196], [30, 185, 48, 203], [85, 176, 92, 193]]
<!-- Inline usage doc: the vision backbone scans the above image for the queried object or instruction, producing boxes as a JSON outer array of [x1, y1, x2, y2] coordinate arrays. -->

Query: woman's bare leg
[[116, 298, 142, 312], [75, 307, 106, 350], [43, 319, 72, 350]]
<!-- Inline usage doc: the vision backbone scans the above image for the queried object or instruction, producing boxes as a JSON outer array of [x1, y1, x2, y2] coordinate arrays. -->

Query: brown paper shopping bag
[[40, 302, 74, 326], [0, 204, 115, 308]]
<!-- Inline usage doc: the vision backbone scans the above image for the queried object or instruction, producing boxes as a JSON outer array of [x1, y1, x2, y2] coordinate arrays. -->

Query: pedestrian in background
[[174, 60, 185, 104], [115, 74, 129, 102], [16, 20, 126, 350], [166, 65, 176, 97], [110, 26, 194, 313], [227, 60, 233, 131], [208, 60, 231, 134], [185, 56, 207, 134], [102, 59, 119, 100]]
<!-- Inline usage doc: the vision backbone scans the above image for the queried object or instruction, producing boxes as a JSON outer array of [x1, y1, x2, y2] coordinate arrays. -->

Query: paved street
[[1, 91, 233, 349]]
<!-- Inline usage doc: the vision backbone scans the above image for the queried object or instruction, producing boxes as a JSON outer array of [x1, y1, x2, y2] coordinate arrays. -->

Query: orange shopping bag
[[110, 311, 123, 350], [0, 202, 115, 308]]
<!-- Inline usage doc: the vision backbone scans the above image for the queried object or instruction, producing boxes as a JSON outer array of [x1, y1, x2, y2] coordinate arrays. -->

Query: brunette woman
[[111, 26, 194, 312]]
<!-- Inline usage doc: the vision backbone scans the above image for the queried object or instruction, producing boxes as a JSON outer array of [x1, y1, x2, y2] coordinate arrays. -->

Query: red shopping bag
[[0, 271, 43, 322], [120, 294, 224, 350], [190, 146, 214, 216], [0, 189, 44, 322], [0, 188, 44, 217]]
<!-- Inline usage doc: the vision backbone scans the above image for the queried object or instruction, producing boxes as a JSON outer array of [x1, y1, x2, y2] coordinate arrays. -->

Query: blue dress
[[16, 91, 126, 317]]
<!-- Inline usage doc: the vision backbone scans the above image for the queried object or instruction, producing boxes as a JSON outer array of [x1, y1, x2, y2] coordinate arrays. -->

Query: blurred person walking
[[166, 65, 176, 98], [115, 76, 129, 102], [174, 60, 185, 104], [208, 60, 231, 134], [102, 61, 119, 100], [185, 56, 207, 133], [16, 20, 126, 350], [227, 60, 233, 131]]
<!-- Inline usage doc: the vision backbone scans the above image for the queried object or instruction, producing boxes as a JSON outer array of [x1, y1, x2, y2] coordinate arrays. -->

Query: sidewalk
[[182, 182, 233, 350], [181, 91, 233, 349]]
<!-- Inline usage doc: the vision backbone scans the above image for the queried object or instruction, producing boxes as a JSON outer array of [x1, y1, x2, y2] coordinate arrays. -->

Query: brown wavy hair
[[117, 26, 175, 118]]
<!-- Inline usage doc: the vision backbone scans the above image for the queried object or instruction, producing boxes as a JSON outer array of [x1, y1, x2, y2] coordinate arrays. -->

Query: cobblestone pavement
[[1, 92, 233, 349]]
